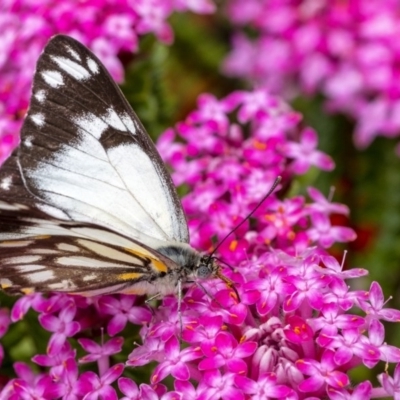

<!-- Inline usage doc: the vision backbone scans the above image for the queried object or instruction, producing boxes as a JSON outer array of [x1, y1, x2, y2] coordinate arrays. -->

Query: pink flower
[[235, 373, 293, 399], [378, 363, 400, 399], [151, 336, 202, 383], [327, 381, 372, 400], [78, 337, 124, 363], [296, 349, 350, 393], [98, 295, 152, 336], [76, 364, 124, 400], [39, 301, 80, 356], [197, 370, 244, 400], [118, 378, 170, 400], [307, 212, 357, 248], [199, 332, 257, 373], [283, 128, 334, 174]]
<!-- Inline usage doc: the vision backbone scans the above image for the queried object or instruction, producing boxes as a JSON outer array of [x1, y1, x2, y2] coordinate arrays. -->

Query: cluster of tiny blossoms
[[1, 89, 400, 399], [223, 0, 400, 149], [0, 0, 215, 165]]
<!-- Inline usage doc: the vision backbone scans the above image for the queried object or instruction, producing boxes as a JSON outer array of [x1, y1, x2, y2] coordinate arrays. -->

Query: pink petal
[[198, 355, 225, 370], [171, 362, 190, 381], [107, 314, 128, 336], [102, 364, 124, 384], [326, 371, 350, 389], [59, 302, 76, 323], [65, 321, 80, 337], [298, 375, 324, 392], [152, 363, 172, 384], [39, 314, 60, 332], [235, 341, 257, 358], [226, 358, 247, 374], [47, 333, 67, 355], [98, 386, 117, 400], [300, 128, 317, 150], [78, 339, 100, 353], [234, 376, 257, 393]]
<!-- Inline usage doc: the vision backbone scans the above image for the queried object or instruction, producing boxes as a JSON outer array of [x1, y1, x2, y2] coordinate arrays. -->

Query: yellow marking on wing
[[69, 292, 92, 297], [124, 247, 167, 273], [21, 288, 34, 295], [125, 246, 159, 260], [151, 258, 168, 273], [120, 287, 148, 295], [117, 272, 143, 281], [0, 240, 33, 247], [34, 235, 51, 240], [1, 282, 11, 289]]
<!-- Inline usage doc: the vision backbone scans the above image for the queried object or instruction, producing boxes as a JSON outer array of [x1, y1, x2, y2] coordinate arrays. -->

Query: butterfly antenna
[[208, 176, 282, 261]]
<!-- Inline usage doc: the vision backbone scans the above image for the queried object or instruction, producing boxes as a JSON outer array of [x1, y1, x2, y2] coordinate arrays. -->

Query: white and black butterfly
[[0, 35, 223, 297]]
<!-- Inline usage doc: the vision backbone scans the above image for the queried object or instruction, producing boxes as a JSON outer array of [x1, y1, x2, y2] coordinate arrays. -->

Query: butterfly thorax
[[156, 243, 219, 283]]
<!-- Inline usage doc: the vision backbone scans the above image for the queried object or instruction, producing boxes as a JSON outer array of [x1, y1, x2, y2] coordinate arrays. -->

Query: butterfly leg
[[177, 279, 183, 340], [145, 293, 162, 304]]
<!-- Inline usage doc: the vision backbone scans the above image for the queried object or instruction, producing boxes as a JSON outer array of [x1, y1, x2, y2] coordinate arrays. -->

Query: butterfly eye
[[197, 265, 212, 279]]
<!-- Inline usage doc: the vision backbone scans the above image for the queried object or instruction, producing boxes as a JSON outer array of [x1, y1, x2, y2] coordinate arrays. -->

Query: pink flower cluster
[[1, 89, 399, 399], [0, 0, 215, 165], [223, 0, 400, 149]]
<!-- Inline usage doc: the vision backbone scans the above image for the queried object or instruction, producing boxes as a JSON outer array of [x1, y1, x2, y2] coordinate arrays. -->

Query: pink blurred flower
[[76, 363, 124, 400], [223, 0, 400, 148], [39, 301, 81, 356]]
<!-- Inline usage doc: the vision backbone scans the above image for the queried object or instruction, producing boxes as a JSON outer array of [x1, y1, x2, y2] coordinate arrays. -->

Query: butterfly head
[[186, 251, 236, 296], [195, 255, 219, 279]]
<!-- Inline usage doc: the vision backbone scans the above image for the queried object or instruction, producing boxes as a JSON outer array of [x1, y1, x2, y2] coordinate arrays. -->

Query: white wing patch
[[103, 108, 132, 132], [108, 143, 177, 240], [41, 70, 64, 88], [74, 112, 109, 140], [0, 201, 28, 211], [56, 256, 131, 269], [77, 239, 144, 264], [15, 265, 44, 273], [121, 113, 137, 135], [87, 58, 99, 74], [36, 203, 70, 219], [57, 243, 80, 252], [26, 270, 55, 283], [65, 45, 81, 61], [31, 114, 45, 127], [24, 136, 33, 148], [47, 280, 76, 290], [51, 56, 91, 81], [3, 255, 42, 264], [34, 90, 46, 103], [0, 176, 12, 190]]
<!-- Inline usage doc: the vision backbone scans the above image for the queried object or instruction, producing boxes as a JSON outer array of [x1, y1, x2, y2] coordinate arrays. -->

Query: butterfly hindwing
[[0, 201, 175, 296], [0, 35, 188, 246]]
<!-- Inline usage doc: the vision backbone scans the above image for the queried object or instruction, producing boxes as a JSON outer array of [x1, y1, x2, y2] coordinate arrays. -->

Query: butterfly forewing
[[0, 35, 188, 246]]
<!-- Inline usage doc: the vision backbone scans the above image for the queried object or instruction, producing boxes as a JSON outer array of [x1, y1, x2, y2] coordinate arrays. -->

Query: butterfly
[[0, 35, 228, 298]]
